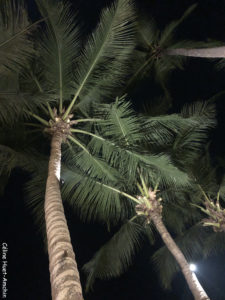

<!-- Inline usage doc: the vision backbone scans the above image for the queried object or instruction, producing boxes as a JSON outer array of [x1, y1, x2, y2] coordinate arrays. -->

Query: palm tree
[[0, 0, 136, 299], [81, 101, 216, 300], [135, 180, 210, 300], [124, 4, 225, 102], [83, 175, 210, 300]]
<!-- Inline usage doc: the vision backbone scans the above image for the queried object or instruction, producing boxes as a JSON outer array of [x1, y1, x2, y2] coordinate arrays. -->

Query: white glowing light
[[189, 263, 197, 272]]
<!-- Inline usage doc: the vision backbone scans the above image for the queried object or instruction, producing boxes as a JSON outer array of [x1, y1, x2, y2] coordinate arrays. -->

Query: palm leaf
[[159, 4, 197, 48], [62, 139, 119, 182], [95, 98, 143, 145], [0, 0, 35, 74], [36, 0, 80, 112], [61, 166, 133, 224], [171, 101, 216, 167], [65, 0, 135, 116], [83, 221, 144, 291]]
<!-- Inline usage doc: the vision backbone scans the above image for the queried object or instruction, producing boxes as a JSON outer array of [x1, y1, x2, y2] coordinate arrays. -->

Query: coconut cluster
[[45, 108, 77, 141], [203, 200, 225, 232], [135, 188, 163, 224]]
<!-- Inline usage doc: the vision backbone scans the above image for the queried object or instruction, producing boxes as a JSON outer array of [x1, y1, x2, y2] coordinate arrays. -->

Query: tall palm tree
[[0, 0, 136, 298]]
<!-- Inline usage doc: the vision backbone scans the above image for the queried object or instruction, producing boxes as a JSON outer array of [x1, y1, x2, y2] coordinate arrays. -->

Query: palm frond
[[143, 113, 196, 148], [181, 101, 216, 123], [36, 0, 80, 111], [137, 17, 159, 47], [85, 100, 191, 189], [61, 166, 133, 224], [65, 0, 135, 116], [63, 139, 119, 182], [0, 0, 35, 74], [159, 4, 197, 48], [172, 101, 216, 167], [95, 98, 143, 145], [138, 154, 191, 190], [83, 221, 143, 291]]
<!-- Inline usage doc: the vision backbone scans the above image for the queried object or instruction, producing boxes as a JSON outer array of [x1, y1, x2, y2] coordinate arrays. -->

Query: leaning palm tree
[[0, 0, 136, 298], [81, 101, 216, 300], [83, 173, 210, 300]]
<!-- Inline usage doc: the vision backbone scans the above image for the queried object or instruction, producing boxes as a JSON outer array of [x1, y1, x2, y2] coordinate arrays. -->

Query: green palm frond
[[152, 224, 209, 289], [159, 4, 197, 48], [0, 67, 57, 125], [0, 0, 35, 74], [137, 154, 190, 190], [83, 221, 144, 291], [62, 139, 119, 182], [0, 91, 51, 126], [171, 101, 216, 167], [61, 166, 133, 224], [64, 0, 135, 117], [181, 100, 216, 123], [36, 0, 80, 112], [86, 98, 191, 188], [95, 97, 143, 145], [143, 113, 197, 148]]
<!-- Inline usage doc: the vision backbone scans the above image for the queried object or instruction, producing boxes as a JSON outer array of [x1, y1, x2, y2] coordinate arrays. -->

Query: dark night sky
[[1, 0, 225, 299]]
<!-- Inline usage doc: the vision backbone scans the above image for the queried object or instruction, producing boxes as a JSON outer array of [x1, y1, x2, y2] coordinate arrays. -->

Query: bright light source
[[189, 263, 197, 272]]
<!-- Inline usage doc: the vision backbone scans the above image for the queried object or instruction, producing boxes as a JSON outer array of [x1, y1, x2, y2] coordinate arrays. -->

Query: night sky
[[1, 0, 225, 299]]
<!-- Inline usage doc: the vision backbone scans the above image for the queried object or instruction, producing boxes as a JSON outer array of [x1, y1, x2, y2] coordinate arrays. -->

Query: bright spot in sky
[[189, 263, 197, 272]]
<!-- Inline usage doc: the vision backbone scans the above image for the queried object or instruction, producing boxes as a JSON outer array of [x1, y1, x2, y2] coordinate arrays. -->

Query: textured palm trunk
[[45, 131, 84, 300], [165, 46, 225, 58], [151, 212, 210, 300]]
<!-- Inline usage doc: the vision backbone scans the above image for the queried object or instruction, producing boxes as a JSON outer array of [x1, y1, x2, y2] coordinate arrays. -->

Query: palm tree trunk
[[165, 46, 225, 58], [45, 131, 84, 300], [151, 212, 210, 300]]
